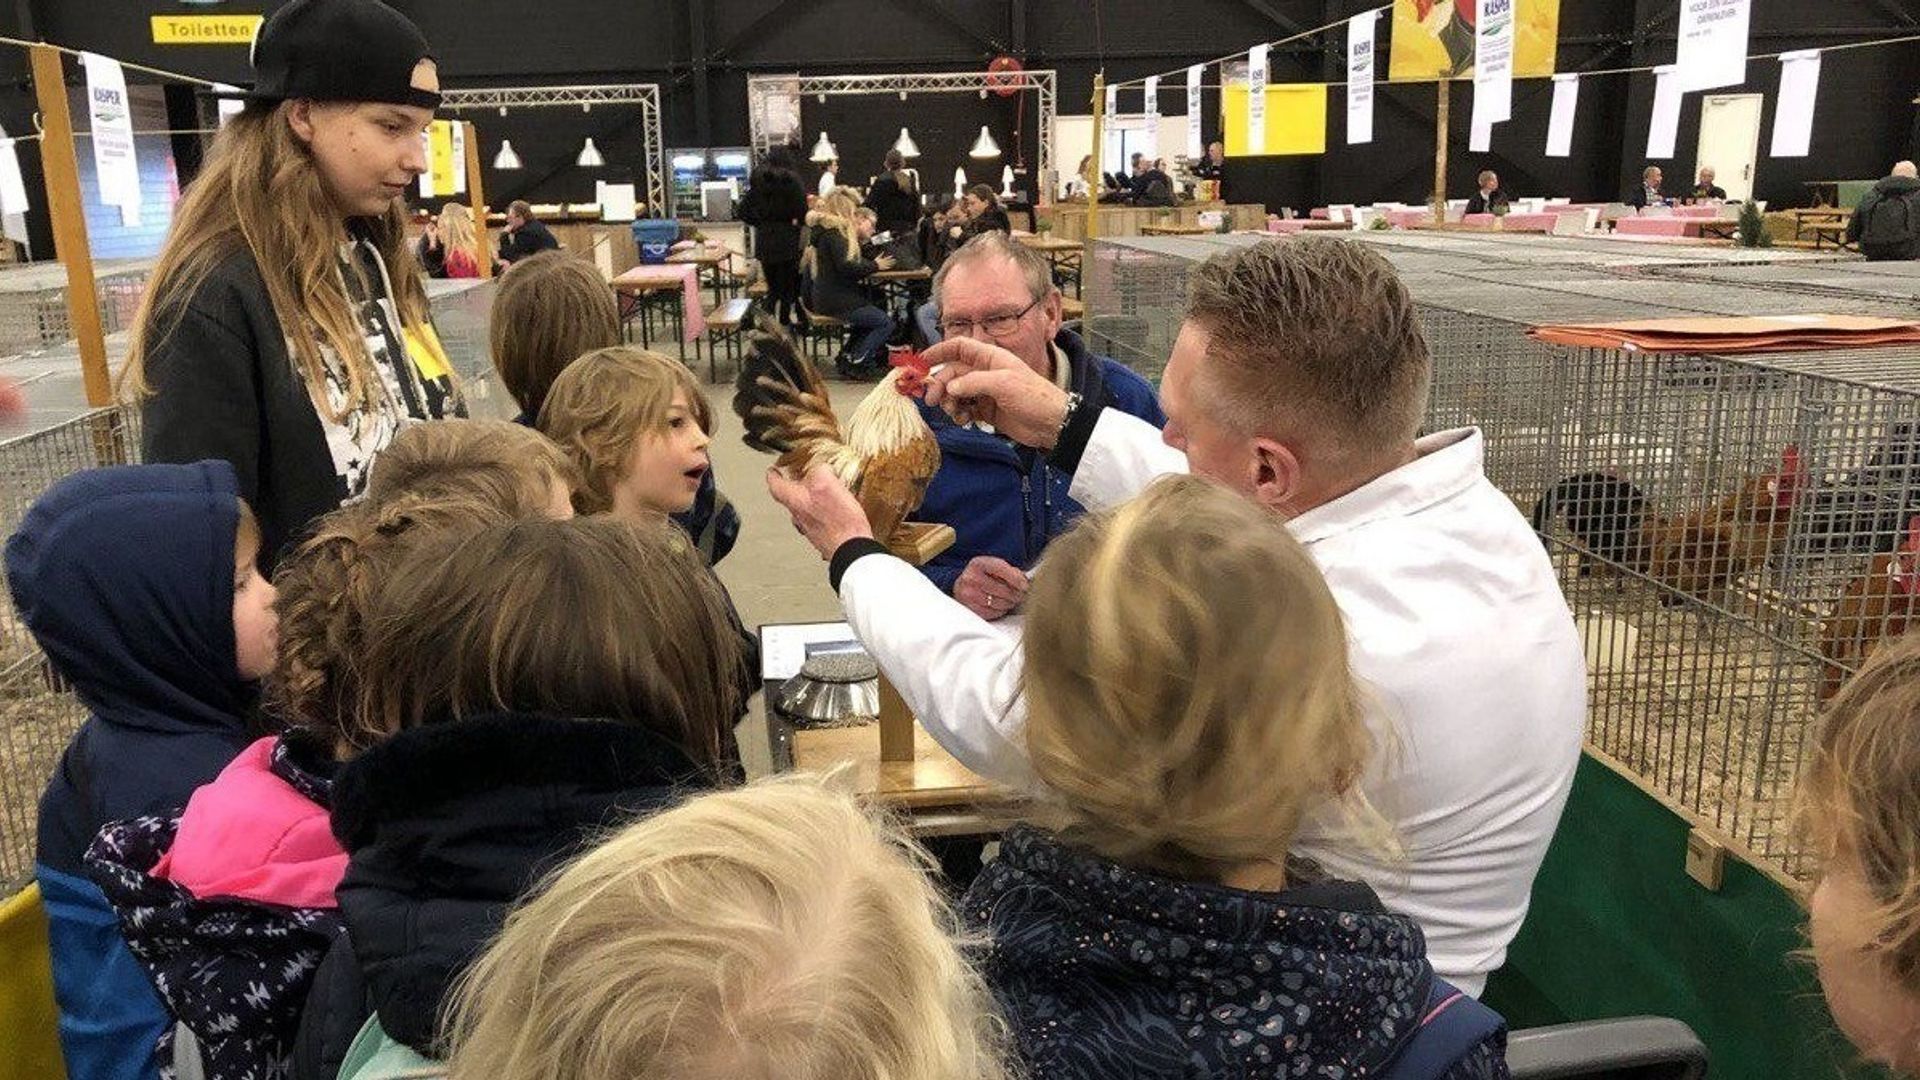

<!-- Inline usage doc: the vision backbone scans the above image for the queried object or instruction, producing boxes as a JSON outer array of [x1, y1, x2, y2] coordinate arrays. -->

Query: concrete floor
[[701, 378, 872, 776]]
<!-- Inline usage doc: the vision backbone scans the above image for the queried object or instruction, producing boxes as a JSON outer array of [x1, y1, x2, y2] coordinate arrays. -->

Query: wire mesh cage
[[1089, 230, 1920, 881]]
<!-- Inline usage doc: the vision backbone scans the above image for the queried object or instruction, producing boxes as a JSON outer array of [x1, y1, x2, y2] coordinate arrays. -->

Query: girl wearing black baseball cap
[[122, 0, 458, 573]]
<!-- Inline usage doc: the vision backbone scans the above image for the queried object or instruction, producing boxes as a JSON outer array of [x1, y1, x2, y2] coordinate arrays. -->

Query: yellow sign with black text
[[151, 15, 264, 45]]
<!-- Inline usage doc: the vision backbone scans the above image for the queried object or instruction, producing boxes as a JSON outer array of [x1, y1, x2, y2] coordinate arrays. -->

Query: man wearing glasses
[[912, 233, 1165, 620]]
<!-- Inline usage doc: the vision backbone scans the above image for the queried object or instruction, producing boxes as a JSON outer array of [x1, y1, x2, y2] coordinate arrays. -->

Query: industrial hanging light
[[493, 139, 523, 170], [968, 125, 1001, 159], [810, 131, 837, 162], [953, 166, 966, 196], [576, 137, 605, 168], [892, 127, 921, 158], [1000, 164, 1015, 198]]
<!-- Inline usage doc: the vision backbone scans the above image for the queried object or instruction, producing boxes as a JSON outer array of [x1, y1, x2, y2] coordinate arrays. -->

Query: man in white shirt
[[767, 237, 1587, 996]]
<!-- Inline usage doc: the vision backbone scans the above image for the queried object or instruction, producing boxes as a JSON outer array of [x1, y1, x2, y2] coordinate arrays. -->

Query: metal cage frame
[[439, 84, 668, 220], [746, 70, 1058, 196]]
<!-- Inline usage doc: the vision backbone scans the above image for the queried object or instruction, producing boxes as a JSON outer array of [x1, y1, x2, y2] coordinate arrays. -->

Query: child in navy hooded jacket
[[6, 460, 276, 1080]]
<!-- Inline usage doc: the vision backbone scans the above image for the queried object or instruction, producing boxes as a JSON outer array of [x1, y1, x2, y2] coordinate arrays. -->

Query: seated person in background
[[84, 422, 576, 1080], [7, 461, 273, 1080], [803, 188, 898, 378], [767, 237, 1587, 995], [1626, 165, 1667, 209], [432, 203, 481, 278], [1192, 140, 1228, 192], [491, 250, 740, 564], [291, 516, 752, 1075], [1848, 160, 1920, 262], [496, 199, 560, 267], [964, 477, 1507, 1079], [911, 232, 1163, 619], [441, 777, 1015, 1080], [414, 211, 446, 277], [1691, 166, 1727, 202], [1466, 169, 1510, 215], [1799, 634, 1920, 1077], [953, 184, 1013, 244], [1134, 158, 1177, 207]]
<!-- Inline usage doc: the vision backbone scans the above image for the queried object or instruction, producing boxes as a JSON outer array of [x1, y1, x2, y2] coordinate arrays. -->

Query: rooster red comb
[[890, 349, 932, 399]]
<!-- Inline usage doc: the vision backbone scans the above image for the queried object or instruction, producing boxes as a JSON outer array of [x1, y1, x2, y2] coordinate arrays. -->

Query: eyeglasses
[[937, 296, 1043, 340]]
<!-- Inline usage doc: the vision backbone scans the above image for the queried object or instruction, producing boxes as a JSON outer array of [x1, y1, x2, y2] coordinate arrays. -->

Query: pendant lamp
[[493, 139, 522, 170], [810, 131, 838, 162], [968, 125, 1001, 159], [892, 127, 921, 158], [953, 167, 967, 196], [1000, 165, 1015, 198], [576, 137, 605, 168]]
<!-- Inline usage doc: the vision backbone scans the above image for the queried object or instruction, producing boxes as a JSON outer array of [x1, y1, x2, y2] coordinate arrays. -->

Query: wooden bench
[[800, 310, 847, 364], [700, 298, 755, 381]]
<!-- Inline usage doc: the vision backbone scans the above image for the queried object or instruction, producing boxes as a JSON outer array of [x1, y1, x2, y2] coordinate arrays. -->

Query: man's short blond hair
[[1183, 238, 1432, 472], [536, 347, 710, 513]]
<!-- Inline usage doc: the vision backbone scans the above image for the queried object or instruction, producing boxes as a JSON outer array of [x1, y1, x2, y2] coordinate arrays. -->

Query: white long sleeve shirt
[[839, 409, 1587, 995]]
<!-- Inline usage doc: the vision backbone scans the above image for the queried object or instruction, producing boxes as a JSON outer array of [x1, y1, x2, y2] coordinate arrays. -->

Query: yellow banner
[[1223, 84, 1328, 157], [1387, 0, 1560, 81], [151, 15, 264, 45], [429, 120, 458, 198]]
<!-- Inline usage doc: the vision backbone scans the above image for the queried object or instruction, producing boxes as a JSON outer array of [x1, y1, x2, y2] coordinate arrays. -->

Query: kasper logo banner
[[1388, 0, 1559, 81]]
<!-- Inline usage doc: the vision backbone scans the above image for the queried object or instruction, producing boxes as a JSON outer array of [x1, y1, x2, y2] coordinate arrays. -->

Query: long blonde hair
[[801, 187, 861, 279], [1021, 475, 1383, 880], [438, 202, 478, 263], [1799, 632, 1920, 989], [267, 420, 577, 750], [443, 775, 1016, 1080], [120, 101, 431, 423]]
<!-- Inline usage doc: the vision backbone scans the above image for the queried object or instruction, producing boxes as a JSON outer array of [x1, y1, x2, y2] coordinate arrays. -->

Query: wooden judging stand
[[769, 523, 1014, 828]]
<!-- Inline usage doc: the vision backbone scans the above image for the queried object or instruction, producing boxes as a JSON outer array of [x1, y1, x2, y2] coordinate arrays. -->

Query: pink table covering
[[1613, 217, 1699, 238], [611, 263, 703, 340], [1461, 213, 1497, 227], [1672, 206, 1723, 219], [1309, 208, 1330, 220], [1497, 212, 1564, 231], [1387, 209, 1433, 228]]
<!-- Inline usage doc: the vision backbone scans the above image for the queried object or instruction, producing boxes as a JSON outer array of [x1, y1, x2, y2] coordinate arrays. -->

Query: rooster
[[732, 315, 941, 544], [1819, 515, 1920, 701], [1533, 445, 1806, 602]]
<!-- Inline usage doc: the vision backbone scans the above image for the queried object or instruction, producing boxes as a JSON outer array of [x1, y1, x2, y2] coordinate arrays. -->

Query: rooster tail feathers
[[734, 314, 837, 456]]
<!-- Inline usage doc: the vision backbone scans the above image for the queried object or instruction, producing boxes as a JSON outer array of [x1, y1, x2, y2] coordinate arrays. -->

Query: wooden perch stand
[[877, 521, 955, 762]]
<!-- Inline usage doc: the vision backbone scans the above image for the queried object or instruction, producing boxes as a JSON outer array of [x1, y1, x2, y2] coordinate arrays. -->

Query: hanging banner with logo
[[426, 120, 458, 198], [1646, 65, 1682, 159], [212, 83, 245, 127], [1473, 0, 1514, 129], [450, 121, 468, 196], [417, 130, 434, 199], [1347, 12, 1376, 145], [1389, 0, 1560, 81], [0, 122, 29, 244], [1246, 44, 1270, 154], [82, 53, 141, 227], [1186, 65, 1204, 159], [1769, 50, 1820, 158], [1223, 81, 1327, 157], [1104, 83, 1117, 121], [1142, 76, 1160, 160], [1675, 0, 1751, 92], [1545, 73, 1579, 157]]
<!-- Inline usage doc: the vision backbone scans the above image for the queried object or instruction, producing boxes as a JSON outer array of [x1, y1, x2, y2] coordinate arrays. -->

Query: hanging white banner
[[1646, 64, 1683, 159], [1247, 43, 1269, 154], [1546, 74, 1580, 158], [1474, 0, 1514, 125], [1142, 76, 1160, 160], [451, 122, 468, 196], [0, 127, 29, 218], [1104, 84, 1117, 121], [1676, 0, 1751, 93], [81, 53, 141, 225], [418, 130, 434, 199], [1346, 11, 1375, 146], [212, 83, 245, 127], [1470, 113, 1493, 153], [1186, 65, 1204, 159], [1769, 50, 1821, 158]]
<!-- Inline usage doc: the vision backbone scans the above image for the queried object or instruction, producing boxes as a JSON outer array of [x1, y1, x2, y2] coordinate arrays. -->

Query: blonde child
[[82, 421, 575, 1080], [495, 259, 740, 563], [538, 345, 713, 519], [440, 776, 1014, 1080], [962, 477, 1507, 1079], [1800, 633, 1920, 1075], [296, 516, 750, 1070]]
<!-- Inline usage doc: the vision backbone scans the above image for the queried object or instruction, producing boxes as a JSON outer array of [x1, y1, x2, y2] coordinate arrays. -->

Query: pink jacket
[[153, 736, 346, 909]]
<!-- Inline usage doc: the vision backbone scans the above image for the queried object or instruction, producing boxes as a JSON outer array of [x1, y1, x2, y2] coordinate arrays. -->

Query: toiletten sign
[[151, 15, 265, 45]]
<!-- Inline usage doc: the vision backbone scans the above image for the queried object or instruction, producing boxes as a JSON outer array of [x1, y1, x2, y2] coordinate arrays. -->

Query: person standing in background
[[863, 150, 923, 267], [1847, 161, 1920, 262], [817, 158, 839, 198], [496, 200, 560, 267], [1192, 141, 1228, 201], [738, 144, 809, 330]]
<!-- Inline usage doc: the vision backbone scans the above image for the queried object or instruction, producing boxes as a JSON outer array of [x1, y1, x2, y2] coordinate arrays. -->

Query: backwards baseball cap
[[227, 0, 440, 110]]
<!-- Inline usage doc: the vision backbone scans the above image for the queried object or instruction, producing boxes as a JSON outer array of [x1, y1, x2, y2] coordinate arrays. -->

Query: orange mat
[[1527, 314, 1920, 353]]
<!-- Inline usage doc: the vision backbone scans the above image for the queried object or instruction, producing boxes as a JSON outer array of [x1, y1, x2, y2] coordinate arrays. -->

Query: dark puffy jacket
[[804, 212, 880, 318], [739, 164, 809, 265], [964, 826, 1509, 1080], [910, 331, 1164, 595], [290, 714, 725, 1079], [864, 172, 922, 238], [6, 461, 262, 1080], [1849, 175, 1920, 261], [495, 218, 560, 264]]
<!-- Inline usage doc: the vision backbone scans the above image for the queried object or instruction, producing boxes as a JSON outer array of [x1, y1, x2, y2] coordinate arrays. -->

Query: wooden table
[[610, 263, 703, 345], [667, 245, 736, 308], [1016, 234, 1085, 297], [868, 265, 933, 319], [1140, 222, 1209, 236]]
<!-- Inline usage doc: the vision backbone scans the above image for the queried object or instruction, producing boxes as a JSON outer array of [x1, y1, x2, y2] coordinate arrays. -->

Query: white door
[[1695, 94, 1764, 201]]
